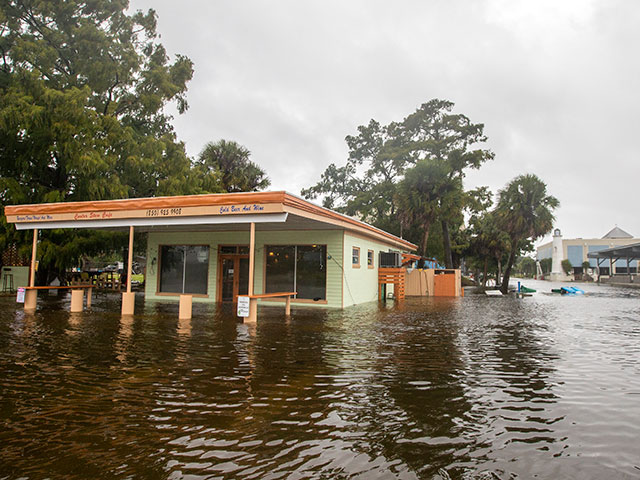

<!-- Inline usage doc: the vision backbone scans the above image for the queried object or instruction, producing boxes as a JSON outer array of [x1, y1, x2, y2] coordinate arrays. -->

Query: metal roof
[[602, 226, 633, 239], [4, 190, 417, 251], [587, 242, 640, 260]]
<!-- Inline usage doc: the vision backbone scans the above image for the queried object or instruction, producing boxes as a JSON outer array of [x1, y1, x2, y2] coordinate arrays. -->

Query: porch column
[[121, 226, 135, 315], [248, 222, 255, 296], [24, 228, 38, 311], [247, 222, 257, 321], [610, 258, 614, 278]]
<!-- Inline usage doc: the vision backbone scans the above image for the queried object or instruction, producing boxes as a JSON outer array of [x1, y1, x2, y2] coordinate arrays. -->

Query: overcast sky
[[129, 0, 639, 244]]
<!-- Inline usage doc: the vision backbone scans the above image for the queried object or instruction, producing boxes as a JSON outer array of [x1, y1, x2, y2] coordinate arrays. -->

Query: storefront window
[[265, 246, 295, 293], [265, 245, 326, 300], [159, 245, 209, 294]]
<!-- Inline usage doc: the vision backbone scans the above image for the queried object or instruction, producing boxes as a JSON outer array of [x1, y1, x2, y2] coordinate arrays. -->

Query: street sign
[[237, 296, 250, 317]]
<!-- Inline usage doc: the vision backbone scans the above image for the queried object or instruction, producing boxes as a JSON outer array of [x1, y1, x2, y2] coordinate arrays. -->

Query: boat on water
[[551, 286, 585, 295]]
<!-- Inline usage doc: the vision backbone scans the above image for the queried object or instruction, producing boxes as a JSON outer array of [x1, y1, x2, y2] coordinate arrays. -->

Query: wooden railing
[[378, 267, 406, 300]]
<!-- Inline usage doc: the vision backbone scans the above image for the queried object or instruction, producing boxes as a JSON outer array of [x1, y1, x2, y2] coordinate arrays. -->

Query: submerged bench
[[21, 285, 94, 312], [242, 292, 297, 321]]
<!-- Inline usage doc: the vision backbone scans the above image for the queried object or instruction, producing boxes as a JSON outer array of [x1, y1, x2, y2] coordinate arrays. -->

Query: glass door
[[218, 250, 250, 302], [221, 257, 236, 302]]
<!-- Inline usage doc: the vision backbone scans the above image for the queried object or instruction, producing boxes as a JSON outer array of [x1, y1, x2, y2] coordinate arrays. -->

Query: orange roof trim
[[5, 191, 416, 250]]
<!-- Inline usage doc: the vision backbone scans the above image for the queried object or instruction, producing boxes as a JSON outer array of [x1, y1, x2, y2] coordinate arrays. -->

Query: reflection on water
[[1, 279, 640, 479]]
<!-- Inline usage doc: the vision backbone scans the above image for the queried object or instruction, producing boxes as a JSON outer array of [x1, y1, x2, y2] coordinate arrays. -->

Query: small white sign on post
[[16, 287, 25, 304], [237, 296, 250, 317]]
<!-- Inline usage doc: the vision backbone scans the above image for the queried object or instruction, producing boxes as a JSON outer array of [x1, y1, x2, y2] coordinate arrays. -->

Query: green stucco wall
[[1, 266, 29, 291], [342, 232, 406, 307], [145, 229, 344, 308]]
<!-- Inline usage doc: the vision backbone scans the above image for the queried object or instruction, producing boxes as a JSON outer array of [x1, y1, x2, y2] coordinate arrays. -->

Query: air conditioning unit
[[379, 251, 401, 268]]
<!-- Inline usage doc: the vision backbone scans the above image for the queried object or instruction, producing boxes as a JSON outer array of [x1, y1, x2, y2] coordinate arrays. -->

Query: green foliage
[[194, 140, 270, 193], [395, 159, 460, 256], [463, 209, 510, 285], [301, 99, 493, 263], [540, 257, 552, 274], [495, 174, 559, 292], [582, 261, 590, 270], [0, 0, 195, 276], [514, 256, 537, 277], [562, 259, 573, 275]]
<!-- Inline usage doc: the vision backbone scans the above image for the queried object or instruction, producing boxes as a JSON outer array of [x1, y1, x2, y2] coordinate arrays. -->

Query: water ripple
[[1, 280, 639, 478]]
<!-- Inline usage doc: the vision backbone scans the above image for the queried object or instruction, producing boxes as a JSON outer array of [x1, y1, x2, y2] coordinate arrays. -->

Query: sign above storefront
[[7, 203, 284, 224]]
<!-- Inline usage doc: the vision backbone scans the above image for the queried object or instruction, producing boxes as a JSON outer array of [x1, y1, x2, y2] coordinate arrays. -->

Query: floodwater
[[1, 279, 639, 479]]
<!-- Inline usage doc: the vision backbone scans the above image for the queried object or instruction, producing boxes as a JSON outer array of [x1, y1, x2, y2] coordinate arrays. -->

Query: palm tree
[[495, 174, 559, 294], [395, 159, 460, 257], [195, 140, 270, 193]]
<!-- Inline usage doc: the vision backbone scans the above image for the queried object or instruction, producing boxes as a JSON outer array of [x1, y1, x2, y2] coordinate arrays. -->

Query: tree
[[495, 174, 559, 293], [561, 259, 573, 275], [194, 140, 270, 193], [395, 159, 460, 256], [301, 119, 407, 230], [540, 258, 552, 275], [401, 99, 494, 267], [301, 99, 493, 263], [465, 210, 509, 287], [0, 1, 195, 279], [514, 256, 537, 277]]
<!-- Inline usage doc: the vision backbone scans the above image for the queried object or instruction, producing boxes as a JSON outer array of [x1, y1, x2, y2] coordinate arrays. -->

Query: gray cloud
[[130, 0, 640, 243]]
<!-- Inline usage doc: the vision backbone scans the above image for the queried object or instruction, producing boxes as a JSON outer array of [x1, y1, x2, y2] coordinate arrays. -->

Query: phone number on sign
[[146, 208, 182, 217]]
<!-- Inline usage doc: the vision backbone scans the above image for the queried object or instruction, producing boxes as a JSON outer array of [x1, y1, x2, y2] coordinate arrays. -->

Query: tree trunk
[[420, 221, 432, 257], [441, 220, 453, 268], [482, 258, 488, 288], [500, 238, 519, 294]]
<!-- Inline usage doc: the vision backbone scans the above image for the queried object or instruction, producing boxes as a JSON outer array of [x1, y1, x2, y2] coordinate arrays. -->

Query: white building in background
[[536, 226, 640, 281]]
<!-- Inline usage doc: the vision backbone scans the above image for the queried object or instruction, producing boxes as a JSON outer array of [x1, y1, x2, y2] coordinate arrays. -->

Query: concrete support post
[[246, 222, 257, 323], [179, 294, 192, 320], [121, 226, 135, 316], [25, 228, 38, 312], [285, 295, 291, 316], [247, 298, 257, 322], [121, 292, 135, 315], [70, 289, 84, 312], [86, 287, 92, 308], [24, 289, 37, 312]]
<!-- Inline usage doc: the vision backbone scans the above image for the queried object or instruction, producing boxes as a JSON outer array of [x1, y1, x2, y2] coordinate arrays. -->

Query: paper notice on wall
[[237, 296, 250, 317], [16, 287, 25, 303]]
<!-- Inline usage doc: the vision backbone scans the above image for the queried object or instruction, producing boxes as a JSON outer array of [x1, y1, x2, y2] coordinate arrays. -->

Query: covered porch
[[587, 242, 640, 285], [5, 191, 415, 319]]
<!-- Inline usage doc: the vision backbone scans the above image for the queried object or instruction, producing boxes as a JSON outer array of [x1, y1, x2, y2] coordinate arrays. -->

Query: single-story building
[[5, 191, 416, 313]]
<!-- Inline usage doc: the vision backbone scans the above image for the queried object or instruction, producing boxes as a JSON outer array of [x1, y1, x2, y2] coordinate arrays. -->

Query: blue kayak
[[556, 286, 585, 295]]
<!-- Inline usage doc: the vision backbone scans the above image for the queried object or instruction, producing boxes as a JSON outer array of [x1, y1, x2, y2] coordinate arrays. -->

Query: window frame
[[352, 246, 360, 268], [367, 249, 374, 269], [262, 244, 328, 303], [156, 244, 210, 297]]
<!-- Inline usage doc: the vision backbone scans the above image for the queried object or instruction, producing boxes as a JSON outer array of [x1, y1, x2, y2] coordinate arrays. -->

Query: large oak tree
[[0, 0, 195, 278]]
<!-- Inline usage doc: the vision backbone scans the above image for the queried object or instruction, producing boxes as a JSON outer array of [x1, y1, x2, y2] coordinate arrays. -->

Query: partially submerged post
[[121, 225, 135, 315], [24, 229, 38, 312], [246, 222, 257, 322]]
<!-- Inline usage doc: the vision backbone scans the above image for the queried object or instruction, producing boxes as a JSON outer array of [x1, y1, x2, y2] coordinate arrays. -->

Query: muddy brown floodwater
[[1, 278, 639, 479]]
